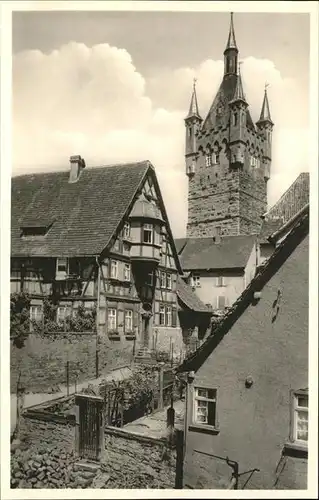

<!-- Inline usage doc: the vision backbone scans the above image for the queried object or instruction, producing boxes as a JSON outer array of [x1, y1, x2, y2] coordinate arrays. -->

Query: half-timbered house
[[11, 156, 211, 358]]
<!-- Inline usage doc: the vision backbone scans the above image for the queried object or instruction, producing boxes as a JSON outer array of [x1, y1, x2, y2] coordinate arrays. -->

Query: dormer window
[[20, 222, 52, 239], [143, 223, 153, 244]]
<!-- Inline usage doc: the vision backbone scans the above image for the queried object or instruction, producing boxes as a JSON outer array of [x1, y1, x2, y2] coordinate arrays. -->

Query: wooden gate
[[75, 394, 104, 461]]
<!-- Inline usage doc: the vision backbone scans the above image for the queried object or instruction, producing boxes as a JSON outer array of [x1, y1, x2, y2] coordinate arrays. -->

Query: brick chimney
[[69, 155, 86, 183]]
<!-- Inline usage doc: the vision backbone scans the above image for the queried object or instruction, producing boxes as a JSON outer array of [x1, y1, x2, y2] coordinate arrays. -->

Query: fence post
[[120, 388, 124, 428], [107, 389, 111, 425], [66, 361, 69, 396], [158, 362, 164, 409], [95, 335, 99, 379], [133, 337, 136, 357]]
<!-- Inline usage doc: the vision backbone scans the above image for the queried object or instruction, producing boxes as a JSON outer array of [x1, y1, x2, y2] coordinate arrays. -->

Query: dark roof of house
[[177, 204, 309, 373], [175, 235, 256, 271], [258, 218, 284, 244], [11, 161, 151, 257], [176, 276, 212, 314]]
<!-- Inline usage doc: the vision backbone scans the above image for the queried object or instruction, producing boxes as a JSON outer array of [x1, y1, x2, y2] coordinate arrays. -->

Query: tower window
[[143, 223, 153, 244], [205, 154, 212, 167], [232, 113, 238, 126]]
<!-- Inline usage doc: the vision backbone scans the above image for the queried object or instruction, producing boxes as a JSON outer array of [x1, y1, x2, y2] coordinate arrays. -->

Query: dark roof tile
[[176, 235, 256, 270], [176, 276, 212, 313], [11, 162, 149, 257]]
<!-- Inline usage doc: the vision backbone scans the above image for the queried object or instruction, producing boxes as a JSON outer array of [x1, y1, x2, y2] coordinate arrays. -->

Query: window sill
[[283, 441, 308, 459], [188, 424, 220, 435]]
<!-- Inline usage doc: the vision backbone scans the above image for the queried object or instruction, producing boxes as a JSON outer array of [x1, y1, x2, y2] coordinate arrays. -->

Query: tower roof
[[224, 12, 238, 52], [185, 79, 202, 120], [230, 64, 247, 105], [258, 86, 273, 124]]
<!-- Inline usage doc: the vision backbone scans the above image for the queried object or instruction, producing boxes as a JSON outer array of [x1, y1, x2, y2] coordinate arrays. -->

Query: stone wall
[[11, 411, 178, 489], [186, 136, 268, 238], [11, 333, 133, 393], [102, 427, 177, 488]]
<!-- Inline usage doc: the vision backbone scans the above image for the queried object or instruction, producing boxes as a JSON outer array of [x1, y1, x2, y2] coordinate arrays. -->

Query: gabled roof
[[11, 160, 181, 269], [175, 235, 256, 271], [177, 205, 309, 373], [176, 276, 212, 314]]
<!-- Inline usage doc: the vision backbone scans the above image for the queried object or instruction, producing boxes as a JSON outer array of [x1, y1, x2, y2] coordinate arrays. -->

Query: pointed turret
[[224, 12, 238, 75], [256, 85, 274, 182], [185, 79, 202, 178], [230, 64, 247, 106], [257, 86, 274, 126], [225, 12, 238, 52], [185, 79, 202, 120]]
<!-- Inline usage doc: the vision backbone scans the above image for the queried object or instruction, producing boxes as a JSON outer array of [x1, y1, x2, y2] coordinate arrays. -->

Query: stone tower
[[185, 13, 274, 238]]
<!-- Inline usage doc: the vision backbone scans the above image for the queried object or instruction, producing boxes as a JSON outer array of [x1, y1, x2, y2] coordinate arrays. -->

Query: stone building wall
[[11, 333, 133, 393], [11, 412, 177, 489]]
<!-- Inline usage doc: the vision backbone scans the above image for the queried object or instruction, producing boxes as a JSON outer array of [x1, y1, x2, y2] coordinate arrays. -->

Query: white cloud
[[13, 42, 309, 237]]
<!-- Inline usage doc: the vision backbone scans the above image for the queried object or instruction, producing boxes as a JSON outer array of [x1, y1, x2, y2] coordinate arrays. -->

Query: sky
[[12, 9, 310, 238]]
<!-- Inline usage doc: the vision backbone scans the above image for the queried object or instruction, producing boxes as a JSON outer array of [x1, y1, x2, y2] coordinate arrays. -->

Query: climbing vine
[[10, 292, 97, 343], [10, 292, 31, 348]]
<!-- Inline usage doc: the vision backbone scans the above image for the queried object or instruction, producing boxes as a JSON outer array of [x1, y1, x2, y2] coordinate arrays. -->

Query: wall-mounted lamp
[[253, 291, 262, 301], [187, 371, 195, 383], [245, 375, 254, 388]]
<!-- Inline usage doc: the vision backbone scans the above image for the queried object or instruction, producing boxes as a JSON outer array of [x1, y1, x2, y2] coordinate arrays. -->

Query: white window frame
[[29, 305, 43, 331], [191, 275, 201, 288], [108, 308, 117, 331], [124, 310, 133, 332], [56, 258, 68, 274], [124, 263, 131, 282], [160, 271, 166, 289], [159, 305, 165, 326], [205, 154, 212, 167], [110, 260, 118, 279], [56, 305, 71, 325], [193, 387, 217, 427], [166, 273, 172, 290], [123, 222, 131, 239], [166, 306, 172, 327], [293, 391, 308, 445], [216, 276, 225, 287], [143, 223, 153, 244]]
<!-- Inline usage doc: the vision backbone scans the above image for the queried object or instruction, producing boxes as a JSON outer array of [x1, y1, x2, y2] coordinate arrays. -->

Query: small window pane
[[297, 396, 308, 408], [197, 388, 208, 398]]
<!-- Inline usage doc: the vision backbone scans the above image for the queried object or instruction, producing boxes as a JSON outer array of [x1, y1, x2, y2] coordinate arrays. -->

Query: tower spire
[[231, 62, 247, 104], [258, 84, 273, 123], [185, 78, 201, 120], [224, 12, 238, 53], [223, 13, 238, 76]]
